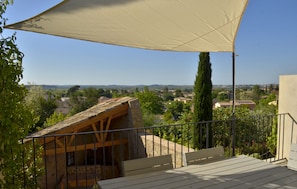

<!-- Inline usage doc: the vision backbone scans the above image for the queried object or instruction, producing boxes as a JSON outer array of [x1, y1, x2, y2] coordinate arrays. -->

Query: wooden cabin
[[27, 97, 144, 188]]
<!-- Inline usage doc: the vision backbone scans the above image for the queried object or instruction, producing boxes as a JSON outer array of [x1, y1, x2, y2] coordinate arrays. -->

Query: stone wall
[[128, 98, 144, 129], [139, 134, 194, 168]]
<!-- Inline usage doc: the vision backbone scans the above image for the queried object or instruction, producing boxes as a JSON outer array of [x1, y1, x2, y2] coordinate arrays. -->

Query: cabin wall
[[37, 98, 146, 187], [128, 98, 144, 128], [40, 153, 66, 188]]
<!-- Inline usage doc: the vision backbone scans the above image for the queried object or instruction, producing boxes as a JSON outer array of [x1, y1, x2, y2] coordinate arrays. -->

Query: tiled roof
[[27, 97, 135, 138]]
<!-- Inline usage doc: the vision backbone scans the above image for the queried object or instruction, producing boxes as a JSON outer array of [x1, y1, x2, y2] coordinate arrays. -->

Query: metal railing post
[[20, 113, 297, 186], [232, 115, 236, 157]]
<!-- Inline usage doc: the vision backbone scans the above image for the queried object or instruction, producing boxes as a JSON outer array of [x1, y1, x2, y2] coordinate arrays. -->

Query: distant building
[[61, 97, 70, 102], [174, 97, 192, 104], [268, 100, 278, 106], [98, 96, 110, 103], [56, 97, 71, 115], [214, 100, 256, 110]]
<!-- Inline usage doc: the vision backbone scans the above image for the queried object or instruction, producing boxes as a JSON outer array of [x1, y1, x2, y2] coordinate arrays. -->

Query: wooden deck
[[98, 155, 297, 189]]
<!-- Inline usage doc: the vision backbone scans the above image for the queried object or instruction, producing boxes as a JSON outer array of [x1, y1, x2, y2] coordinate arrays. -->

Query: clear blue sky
[[3, 0, 297, 86]]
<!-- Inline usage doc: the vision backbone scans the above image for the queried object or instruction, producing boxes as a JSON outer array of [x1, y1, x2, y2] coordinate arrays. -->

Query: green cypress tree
[[192, 52, 213, 149]]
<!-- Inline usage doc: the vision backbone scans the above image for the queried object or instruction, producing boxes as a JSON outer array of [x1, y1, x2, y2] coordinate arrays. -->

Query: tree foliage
[[174, 89, 184, 97], [162, 87, 174, 101], [66, 85, 80, 96], [0, 2, 38, 187], [213, 106, 277, 158], [135, 87, 164, 126], [256, 93, 277, 114], [163, 101, 191, 123], [68, 89, 87, 115], [44, 112, 67, 128], [25, 85, 57, 132], [192, 52, 213, 149], [68, 87, 112, 115], [135, 87, 164, 115], [252, 85, 261, 104]]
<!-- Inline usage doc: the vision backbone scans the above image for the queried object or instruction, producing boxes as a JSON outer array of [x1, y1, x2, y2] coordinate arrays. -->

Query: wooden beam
[[41, 103, 129, 144], [67, 134, 76, 146], [91, 123, 101, 142], [104, 116, 112, 142], [55, 138, 65, 148], [45, 139, 128, 155], [100, 121, 104, 143]]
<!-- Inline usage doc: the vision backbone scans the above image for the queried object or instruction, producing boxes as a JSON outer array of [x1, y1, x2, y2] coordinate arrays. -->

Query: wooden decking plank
[[155, 160, 256, 188], [99, 156, 271, 189], [99, 169, 179, 189], [146, 157, 276, 189], [207, 166, 286, 189], [288, 143, 297, 171], [227, 167, 295, 189], [98, 155, 297, 189], [249, 169, 297, 188], [175, 166, 293, 189], [280, 179, 297, 189], [181, 157, 271, 177], [159, 165, 275, 189], [254, 173, 297, 189], [155, 165, 270, 188]]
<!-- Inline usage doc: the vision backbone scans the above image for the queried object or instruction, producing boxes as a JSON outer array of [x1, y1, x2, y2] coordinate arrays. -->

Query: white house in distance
[[214, 100, 256, 110], [174, 97, 192, 104]]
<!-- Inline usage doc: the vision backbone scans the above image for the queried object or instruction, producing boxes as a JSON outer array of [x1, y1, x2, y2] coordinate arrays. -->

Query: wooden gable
[[27, 97, 137, 155]]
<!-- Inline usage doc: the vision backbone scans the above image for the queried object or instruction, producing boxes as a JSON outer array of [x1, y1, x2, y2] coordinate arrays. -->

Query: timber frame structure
[[26, 97, 144, 188]]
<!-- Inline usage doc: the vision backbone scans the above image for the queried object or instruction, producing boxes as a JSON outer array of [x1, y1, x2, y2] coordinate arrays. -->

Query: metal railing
[[20, 113, 297, 188]]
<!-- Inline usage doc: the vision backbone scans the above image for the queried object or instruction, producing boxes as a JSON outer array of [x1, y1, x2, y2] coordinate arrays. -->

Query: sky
[[3, 0, 297, 86]]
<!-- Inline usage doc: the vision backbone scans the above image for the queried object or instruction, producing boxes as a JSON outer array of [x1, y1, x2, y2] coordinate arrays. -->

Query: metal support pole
[[232, 52, 236, 116], [232, 52, 236, 156]]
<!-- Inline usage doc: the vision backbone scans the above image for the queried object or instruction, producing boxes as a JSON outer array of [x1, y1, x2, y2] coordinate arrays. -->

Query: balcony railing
[[20, 113, 297, 188]]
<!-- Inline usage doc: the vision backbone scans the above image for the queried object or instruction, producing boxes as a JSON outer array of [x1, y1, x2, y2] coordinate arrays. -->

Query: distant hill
[[26, 84, 276, 91], [28, 84, 196, 90]]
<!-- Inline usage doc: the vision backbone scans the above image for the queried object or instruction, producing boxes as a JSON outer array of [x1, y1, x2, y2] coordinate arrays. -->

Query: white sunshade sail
[[5, 0, 248, 52]]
